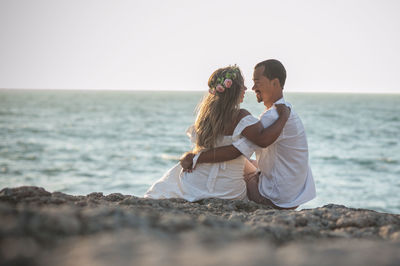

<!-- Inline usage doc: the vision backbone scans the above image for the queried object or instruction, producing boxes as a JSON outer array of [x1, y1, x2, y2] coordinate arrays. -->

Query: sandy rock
[[0, 186, 399, 266], [0, 186, 51, 204]]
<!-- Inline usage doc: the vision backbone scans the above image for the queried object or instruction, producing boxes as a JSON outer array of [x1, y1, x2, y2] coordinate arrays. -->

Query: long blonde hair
[[194, 66, 244, 152]]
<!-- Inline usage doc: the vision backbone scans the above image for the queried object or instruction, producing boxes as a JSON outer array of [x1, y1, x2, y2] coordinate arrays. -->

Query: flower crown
[[209, 66, 240, 95]]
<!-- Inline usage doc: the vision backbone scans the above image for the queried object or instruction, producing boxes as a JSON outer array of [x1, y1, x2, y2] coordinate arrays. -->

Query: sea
[[1, 89, 399, 213]]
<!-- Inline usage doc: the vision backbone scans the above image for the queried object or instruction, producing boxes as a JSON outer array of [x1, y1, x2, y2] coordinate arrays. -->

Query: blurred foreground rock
[[0, 186, 399, 266]]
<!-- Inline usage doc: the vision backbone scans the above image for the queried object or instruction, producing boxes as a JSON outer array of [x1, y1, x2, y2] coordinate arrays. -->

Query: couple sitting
[[144, 59, 316, 210]]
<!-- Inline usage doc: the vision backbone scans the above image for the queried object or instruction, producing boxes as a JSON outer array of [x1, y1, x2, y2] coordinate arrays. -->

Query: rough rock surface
[[0, 186, 399, 266]]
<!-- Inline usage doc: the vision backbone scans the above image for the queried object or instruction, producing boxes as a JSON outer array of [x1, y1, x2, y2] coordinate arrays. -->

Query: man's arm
[[241, 104, 290, 148], [197, 145, 242, 163], [179, 145, 241, 170], [179, 105, 290, 169]]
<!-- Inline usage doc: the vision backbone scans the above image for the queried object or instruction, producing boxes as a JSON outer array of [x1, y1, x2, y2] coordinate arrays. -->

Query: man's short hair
[[255, 59, 286, 88]]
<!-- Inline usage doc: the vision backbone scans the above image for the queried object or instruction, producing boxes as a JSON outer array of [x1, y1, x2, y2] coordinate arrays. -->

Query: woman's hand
[[275, 104, 291, 118], [179, 152, 195, 171]]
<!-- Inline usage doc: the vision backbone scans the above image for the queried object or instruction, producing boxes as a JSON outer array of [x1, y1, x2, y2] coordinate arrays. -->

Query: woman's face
[[239, 83, 247, 103]]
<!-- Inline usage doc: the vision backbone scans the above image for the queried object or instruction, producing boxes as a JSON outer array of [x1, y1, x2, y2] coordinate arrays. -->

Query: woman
[[144, 65, 289, 201]]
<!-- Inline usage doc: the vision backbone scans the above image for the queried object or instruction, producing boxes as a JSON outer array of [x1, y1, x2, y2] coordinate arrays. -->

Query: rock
[[0, 237, 40, 265], [228, 211, 247, 223], [0, 186, 51, 204], [156, 213, 194, 232], [104, 193, 127, 202], [86, 192, 104, 200], [0, 186, 399, 266], [21, 206, 81, 243]]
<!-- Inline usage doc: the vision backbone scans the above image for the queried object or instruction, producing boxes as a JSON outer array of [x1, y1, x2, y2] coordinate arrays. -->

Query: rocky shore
[[0, 186, 399, 266]]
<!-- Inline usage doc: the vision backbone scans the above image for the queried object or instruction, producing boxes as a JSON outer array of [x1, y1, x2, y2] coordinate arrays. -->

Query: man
[[180, 59, 316, 210]]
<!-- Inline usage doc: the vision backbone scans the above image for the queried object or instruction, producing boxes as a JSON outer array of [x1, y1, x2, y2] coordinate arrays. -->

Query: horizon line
[[1, 88, 400, 95]]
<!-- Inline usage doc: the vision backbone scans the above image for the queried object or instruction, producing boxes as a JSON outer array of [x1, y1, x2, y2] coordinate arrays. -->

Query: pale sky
[[1, 0, 399, 93]]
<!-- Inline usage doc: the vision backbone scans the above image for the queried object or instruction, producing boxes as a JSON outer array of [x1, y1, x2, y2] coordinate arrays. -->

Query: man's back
[[257, 103, 316, 208]]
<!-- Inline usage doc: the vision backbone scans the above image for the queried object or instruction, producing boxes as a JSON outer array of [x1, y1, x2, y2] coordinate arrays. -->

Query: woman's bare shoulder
[[224, 109, 253, 135], [237, 109, 252, 120], [232, 109, 253, 129]]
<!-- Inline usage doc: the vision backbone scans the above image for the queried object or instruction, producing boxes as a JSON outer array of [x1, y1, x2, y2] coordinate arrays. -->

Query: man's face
[[252, 66, 273, 104]]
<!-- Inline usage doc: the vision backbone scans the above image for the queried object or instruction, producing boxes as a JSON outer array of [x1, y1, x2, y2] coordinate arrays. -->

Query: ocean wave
[[160, 154, 181, 161], [379, 157, 398, 164]]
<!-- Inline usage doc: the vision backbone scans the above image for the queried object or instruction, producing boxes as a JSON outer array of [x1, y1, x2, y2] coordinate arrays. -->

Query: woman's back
[[144, 113, 259, 201], [180, 134, 247, 201]]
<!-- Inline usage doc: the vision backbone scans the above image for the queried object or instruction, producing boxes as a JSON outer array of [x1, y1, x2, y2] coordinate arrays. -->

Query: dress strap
[[192, 152, 201, 169], [206, 162, 226, 193]]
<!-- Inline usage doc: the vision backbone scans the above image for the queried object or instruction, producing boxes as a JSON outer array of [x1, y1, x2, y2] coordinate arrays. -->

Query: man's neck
[[264, 93, 283, 109], [264, 102, 274, 109]]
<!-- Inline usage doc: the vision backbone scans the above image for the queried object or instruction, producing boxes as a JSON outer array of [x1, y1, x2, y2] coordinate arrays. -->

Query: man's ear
[[272, 78, 280, 88]]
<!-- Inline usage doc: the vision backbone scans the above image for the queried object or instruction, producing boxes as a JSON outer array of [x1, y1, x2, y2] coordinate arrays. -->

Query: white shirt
[[233, 98, 316, 208]]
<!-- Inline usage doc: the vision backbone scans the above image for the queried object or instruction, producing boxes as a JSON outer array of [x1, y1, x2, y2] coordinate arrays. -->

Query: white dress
[[144, 115, 259, 202]]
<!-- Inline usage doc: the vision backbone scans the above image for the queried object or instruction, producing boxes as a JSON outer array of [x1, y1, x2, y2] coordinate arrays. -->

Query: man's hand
[[275, 104, 291, 118], [179, 152, 195, 171], [244, 171, 259, 183]]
